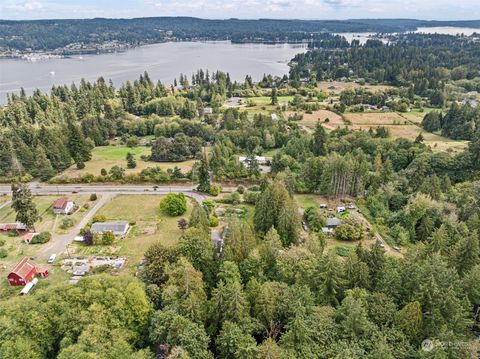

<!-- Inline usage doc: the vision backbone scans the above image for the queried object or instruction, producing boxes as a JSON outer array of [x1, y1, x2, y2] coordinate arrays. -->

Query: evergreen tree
[[254, 178, 300, 246], [197, 155, 211, 193], [189, 203, 210, 233], [34, 145, 55, 181], [270, 87, 278, 105], [126, 152, 137, 169], [311, 121, 328, 156], [66, 117, 91, 166], [11, 182, 38, 229]]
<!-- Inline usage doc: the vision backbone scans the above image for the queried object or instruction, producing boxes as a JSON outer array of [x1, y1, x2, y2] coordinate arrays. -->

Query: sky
[[1, 0, 480, 21]]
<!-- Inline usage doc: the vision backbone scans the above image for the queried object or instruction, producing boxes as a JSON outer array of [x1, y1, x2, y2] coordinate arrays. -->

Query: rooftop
[[91, 221, 129, 235], [326, 217, 343, 227], [53, 197, 70, 209]]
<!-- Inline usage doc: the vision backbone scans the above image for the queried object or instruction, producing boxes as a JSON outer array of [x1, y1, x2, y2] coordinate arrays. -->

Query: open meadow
[[289, 110, 345, 131], [342, 112, 468, 152], [57, 145, 195, 179], [317, 81, 394, 94]]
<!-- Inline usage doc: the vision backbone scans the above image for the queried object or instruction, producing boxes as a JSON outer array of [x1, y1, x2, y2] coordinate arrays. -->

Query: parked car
[[47, 254, 57, 264]]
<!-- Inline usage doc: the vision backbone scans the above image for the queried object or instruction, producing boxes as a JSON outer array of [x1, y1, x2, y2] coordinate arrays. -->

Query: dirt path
[[350, 210, 404, 258]]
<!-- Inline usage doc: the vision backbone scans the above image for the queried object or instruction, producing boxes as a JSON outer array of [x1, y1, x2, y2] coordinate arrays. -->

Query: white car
[[47, 254, 57, 264]]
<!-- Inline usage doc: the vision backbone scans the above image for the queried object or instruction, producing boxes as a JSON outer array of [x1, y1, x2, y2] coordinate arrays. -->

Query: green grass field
[[245, 96, 294, 106], [74, 194, 194, 268], [57, 145, 195, 179]]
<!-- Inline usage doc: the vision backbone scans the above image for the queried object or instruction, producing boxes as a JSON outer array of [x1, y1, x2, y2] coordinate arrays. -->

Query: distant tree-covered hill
[[1, 17, 479, 51]]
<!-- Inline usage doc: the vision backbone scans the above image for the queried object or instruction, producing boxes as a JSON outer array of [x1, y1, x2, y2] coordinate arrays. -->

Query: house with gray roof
[[326, 217, 343, 228], [91, 221, 129, 237]]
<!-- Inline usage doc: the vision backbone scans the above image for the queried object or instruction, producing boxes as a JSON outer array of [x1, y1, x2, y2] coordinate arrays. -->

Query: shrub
[[202, 200, 215, 215], [210, 216, 219, 227], [335, 223, 363, 241], [31, 232, 51, 244], [160, 193, 187, 216], [0, 239, 5, 247], [101, 168, 108, 176], [237, 185, 245, 194], [208, 184, 222, 196], [126, 136, 139, 148], [91, 264, 111, 274], [79, 225, 91, 236], [0, 248, 7, 258], [92, 214, 107, 223], [83, 231, 94, 246], [243, 190, 260, 204], [8, 230, 20, 237], [229, 192, 241, 205], [178, 218, 188, 231], [101, 231, 115, 245], [90, 193, 98, 201], [61, 218, 74, 229]]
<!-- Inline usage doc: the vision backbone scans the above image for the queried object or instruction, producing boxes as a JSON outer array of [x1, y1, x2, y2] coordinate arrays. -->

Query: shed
[[23, 232, 39, 244], [0, 223, 28, 233], [37, 267, 49, 278], [8, 257, 37, 286], [20, 278, 38, 295], [91, 221, 129, 237]]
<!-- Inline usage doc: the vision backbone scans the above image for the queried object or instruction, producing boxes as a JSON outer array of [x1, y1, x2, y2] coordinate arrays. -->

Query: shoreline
[[0, 38, 313, 61]]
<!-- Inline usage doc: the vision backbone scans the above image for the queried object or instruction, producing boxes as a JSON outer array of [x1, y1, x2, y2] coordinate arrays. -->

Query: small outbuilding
[[22, 232, 39, 244], [52, 197, 75, 215], [37, 267, 49, 278], [91, 221, 129, 237], [8, 257, 37, 286], [0, 223, 28, 233], [20, 278, 38, 295]]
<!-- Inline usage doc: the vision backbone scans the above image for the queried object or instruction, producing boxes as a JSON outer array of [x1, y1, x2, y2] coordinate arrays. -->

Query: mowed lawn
[[58, 145, 195, 179], [91, 194, 194, 266], [245, 96, 294, 106], [0, 195, 10, 206]]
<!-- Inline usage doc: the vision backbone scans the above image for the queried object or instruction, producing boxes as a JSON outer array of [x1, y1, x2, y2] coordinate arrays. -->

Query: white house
[[238, 156, 267, 166], [52, 197, 75, 215], [336, 206, 346, 214]]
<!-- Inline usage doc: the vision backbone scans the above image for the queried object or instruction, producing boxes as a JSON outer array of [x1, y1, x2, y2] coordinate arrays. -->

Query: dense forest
[[1, 132, 479, 357], [1, 17, 480, 51], [0, 29, 480, 358]]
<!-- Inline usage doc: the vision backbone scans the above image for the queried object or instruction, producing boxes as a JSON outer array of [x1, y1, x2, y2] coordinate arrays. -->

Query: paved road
[[0, 183, 236, 260]]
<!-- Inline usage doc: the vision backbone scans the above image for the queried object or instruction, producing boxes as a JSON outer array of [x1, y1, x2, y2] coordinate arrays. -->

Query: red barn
[[7, 257, 37, 286]]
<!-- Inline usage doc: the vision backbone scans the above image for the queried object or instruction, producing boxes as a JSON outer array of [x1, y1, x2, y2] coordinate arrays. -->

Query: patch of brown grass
[[317, 81, 393, 94]]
